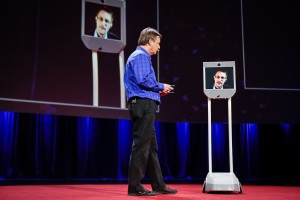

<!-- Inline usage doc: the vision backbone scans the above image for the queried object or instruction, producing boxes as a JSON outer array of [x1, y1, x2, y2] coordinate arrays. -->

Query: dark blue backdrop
[[1, 111, 300, 185]]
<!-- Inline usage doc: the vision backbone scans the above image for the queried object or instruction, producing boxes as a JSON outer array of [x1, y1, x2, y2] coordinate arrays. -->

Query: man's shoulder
[[223, 84, 233, 89], [107, 32, 120, 40], [130, 48, 148, 58], [127, 49, 149, 66]]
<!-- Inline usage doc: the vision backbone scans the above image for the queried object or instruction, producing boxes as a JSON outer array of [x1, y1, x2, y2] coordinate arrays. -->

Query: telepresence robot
[[81, 0, 127, 108], [202, 61, 242, 193]]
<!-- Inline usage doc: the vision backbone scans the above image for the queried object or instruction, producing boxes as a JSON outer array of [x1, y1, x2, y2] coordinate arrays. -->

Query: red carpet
[[1, 184, 300, 200]]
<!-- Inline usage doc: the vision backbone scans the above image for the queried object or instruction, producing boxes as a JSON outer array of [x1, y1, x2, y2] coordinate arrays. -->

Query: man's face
[[149, 36, 161, 55], [214, 71, 227, 89], [96, 10, 113, 37]]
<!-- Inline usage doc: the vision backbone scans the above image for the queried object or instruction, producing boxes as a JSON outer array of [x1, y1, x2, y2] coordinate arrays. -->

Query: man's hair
[[138, 27, 162, 45], [214, 69, 227, 77]]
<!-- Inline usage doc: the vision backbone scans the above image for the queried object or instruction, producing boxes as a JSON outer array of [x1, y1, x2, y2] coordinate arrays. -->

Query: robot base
[[203, 172, 242, 193]]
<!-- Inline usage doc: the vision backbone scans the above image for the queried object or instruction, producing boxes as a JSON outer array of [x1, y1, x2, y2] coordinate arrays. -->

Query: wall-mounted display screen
[[1, 0, 300, 123]]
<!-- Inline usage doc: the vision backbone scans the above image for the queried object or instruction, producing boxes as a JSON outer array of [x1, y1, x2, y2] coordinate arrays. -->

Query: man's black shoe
[[153, 185, 178, 194], [128, 188, 156, 196]]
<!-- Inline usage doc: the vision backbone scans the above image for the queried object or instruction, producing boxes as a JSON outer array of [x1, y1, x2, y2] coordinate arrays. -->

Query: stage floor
[[1, 184, 300, 200]]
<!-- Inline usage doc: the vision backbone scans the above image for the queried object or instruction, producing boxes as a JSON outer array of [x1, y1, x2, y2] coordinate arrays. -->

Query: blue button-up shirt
[[124, 46, 164, 103]]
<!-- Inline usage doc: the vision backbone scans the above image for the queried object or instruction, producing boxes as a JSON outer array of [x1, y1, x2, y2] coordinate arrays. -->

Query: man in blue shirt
[[124, 27, 177, 196]]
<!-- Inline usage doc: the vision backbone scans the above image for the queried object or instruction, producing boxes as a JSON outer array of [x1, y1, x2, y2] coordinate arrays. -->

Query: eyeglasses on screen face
[[96, 16, 111, 24], [215, 76, 226, 80]]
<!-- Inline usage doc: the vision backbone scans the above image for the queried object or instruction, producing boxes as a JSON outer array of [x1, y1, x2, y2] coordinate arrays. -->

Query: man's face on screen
[[96, 10, 113, 38], [214, 71, 227, 89]]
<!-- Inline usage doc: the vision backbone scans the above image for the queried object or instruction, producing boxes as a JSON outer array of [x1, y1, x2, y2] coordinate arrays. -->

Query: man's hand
[[160, 84, 174, 96]]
